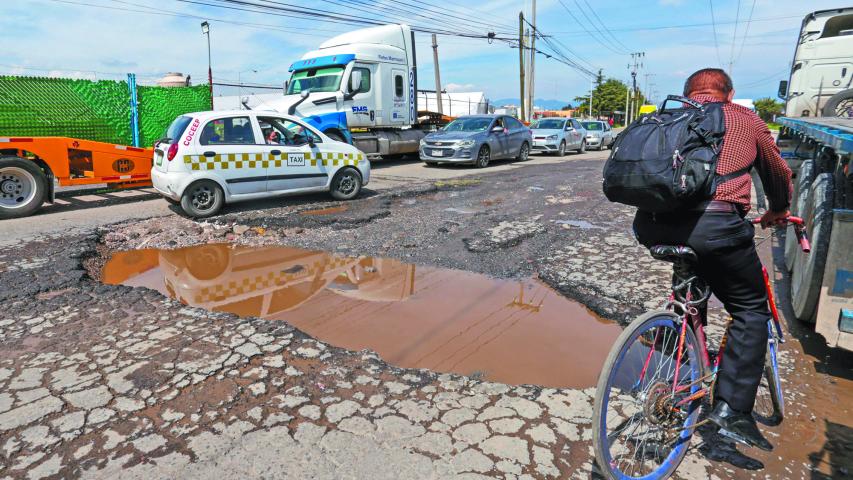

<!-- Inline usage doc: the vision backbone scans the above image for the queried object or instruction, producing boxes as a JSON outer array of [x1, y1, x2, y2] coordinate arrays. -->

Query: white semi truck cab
[[260, 24, 434, 157], [778, 7, 853, 117], [775, 8, 853, 352]]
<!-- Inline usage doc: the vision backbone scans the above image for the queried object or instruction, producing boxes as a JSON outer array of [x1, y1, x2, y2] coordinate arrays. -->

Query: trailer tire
[[821, 89, 853, 117], [785, 160, 816, 271], [790, 173, 834, 324], [0, 156, 47, 219]]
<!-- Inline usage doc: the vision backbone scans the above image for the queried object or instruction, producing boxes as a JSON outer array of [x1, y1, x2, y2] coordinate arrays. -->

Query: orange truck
[[0, 136, 153, 219]]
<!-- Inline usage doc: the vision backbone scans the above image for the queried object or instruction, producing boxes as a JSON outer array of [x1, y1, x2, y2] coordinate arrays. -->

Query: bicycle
[[591, 216, 810, 479]]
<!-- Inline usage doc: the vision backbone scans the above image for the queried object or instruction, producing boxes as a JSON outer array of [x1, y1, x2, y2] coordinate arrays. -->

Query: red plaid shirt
[[692, 94, 792, 212]]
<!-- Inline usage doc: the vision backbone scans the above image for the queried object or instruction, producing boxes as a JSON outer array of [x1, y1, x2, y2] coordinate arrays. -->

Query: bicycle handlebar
[[749, 215, 810, 253]]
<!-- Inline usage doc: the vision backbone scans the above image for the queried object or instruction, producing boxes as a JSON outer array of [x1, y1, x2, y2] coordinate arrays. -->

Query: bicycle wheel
[[593, 310, 703, 480], [753, 325, 784, 426]]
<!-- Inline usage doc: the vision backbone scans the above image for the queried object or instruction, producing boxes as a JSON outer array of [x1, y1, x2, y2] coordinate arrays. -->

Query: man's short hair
[[683, 68, 733, 96]]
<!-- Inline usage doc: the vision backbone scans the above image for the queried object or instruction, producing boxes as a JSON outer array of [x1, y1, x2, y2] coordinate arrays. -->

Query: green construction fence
[[0, 75, 211, 147]]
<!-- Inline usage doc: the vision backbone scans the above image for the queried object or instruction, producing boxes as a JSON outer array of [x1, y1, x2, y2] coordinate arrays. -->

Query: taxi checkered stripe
[[182, 151, 364, 171], [193, 256, 355, 303]]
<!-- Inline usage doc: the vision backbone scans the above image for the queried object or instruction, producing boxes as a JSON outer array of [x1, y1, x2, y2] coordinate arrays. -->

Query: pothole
[[102, 244, 620, 388]]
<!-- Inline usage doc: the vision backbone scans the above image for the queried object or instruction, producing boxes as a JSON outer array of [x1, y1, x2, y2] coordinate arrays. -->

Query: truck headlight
[[457, 139, 475, 148], [546, 134, 557, 140]]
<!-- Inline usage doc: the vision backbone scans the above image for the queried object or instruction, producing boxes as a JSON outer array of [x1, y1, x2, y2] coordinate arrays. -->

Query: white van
[[151, 110, 370, 217]]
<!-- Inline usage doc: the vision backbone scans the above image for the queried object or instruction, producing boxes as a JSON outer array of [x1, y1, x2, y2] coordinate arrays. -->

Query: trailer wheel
[[790, 173, 834, 324], [785, 160, 816, 271], [821, 89, 853, 117], [0, 156, 47, 219]]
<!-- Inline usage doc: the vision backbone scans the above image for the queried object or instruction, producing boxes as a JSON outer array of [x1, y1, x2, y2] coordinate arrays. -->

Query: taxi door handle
[[270, 149, 282, 156], [203, 151, 216, 157]]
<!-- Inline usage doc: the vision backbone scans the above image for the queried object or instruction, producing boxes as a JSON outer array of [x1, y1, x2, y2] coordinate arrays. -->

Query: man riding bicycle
[[631, 68, 792, 451]]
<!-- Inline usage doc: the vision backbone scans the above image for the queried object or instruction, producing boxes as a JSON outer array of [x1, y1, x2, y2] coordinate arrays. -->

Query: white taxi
[[152, 110, 370, 218]]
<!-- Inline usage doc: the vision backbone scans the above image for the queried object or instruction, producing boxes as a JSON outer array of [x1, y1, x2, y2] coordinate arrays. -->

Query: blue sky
[[1, 0, 850, 105]]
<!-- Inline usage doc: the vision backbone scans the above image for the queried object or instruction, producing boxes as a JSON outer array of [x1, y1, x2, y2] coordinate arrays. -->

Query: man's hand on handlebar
[[759, 209, 790, 229]]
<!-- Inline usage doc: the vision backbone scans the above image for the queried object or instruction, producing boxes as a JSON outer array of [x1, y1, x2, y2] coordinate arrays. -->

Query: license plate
[[155, 152, 163, 166], [432, 149, 444, 157]]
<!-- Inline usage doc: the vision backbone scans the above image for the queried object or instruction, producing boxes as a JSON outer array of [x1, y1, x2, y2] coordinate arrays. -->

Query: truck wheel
[[325, 131, 346, 143], [785, 160, 816, 271], [330, 167, 362, 200], [0, 156, 47, 219], [180, 180, 224, 218], [790, 173, 835, 324], [821, 89, 853, 117]]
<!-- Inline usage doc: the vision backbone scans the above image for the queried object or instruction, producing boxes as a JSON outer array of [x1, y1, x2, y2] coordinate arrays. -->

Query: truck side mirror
[[350, 70, 363, 93], [778, 80, 788, 100], [284, 80, 290, 94]]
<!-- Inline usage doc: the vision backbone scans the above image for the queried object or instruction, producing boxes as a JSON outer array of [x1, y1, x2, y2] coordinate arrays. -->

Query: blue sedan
[[419, 115, 532, 168]]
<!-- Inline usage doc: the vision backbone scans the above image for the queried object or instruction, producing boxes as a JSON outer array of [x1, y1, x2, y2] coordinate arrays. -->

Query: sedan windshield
[[443, 117, 492, 132], [582, 122, 603, 131], [532, 119, 565, 129], [287, 67, 344, 94]]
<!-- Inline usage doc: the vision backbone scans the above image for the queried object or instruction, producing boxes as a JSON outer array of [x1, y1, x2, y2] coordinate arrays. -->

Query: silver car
[[420, 115, 532, 168], [580, 120, 615, 150], [530, 118, 588, 156]]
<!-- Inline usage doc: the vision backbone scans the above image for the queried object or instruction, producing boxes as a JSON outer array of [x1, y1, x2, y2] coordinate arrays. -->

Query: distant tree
[[754, 97, 784, 122], [573, 78, 642, 117], [560, 104, 573, 111]]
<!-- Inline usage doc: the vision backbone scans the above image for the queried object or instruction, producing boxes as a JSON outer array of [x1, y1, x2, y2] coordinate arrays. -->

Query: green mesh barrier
[[0, 76, 211, 146]]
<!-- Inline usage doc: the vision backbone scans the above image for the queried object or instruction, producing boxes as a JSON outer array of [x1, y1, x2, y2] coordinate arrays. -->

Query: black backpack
[[602, 95, 744, 213]]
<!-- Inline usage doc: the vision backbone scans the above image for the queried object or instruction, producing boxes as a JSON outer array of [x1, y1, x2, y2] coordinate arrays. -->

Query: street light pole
[[201, 21, 213, 110]]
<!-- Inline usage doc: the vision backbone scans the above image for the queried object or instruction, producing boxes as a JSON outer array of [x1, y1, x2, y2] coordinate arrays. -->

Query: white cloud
[[445, 82, 476, 92]]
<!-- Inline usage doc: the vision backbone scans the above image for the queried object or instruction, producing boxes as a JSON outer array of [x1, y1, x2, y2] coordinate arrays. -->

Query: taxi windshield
[[532, 119, 565, 129], [287, 67, 344, 94], [443, 118, 492, 132], [582, 122, 603, 131]]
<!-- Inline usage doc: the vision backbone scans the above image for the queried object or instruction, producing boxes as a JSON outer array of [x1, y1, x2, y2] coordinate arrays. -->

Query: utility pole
[[589, 79, 593, 118], [431, 34, 443, 114], [624, 82, 630, 126], [528, 0, 536, 121], [629, 52, 644, 123], [518, 12, 526, 122]]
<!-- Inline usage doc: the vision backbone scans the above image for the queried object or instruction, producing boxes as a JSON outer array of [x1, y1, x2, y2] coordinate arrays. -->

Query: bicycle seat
[[649, 245, 698, 264]]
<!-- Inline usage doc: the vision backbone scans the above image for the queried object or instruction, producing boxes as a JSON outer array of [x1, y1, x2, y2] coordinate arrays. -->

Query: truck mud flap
[[815, 209, 853, 349]]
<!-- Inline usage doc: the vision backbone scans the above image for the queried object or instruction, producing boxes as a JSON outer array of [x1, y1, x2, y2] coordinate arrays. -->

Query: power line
[[555, 0, 625, 55], [571, 0, 629, 54], [728, 0, 742, 72], [549, 13, 805, 34], [734, 0, 758, 66], [579, 0, 632, 52], [708, 0, 723, 67], [738, 66, 790, 88]]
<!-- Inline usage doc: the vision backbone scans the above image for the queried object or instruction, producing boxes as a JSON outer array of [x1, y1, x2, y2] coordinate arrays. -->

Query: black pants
[[633, 209, 771, 413]]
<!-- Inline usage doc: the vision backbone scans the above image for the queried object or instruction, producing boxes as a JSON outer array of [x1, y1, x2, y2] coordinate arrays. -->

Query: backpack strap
[[717, 164, 752, 184]]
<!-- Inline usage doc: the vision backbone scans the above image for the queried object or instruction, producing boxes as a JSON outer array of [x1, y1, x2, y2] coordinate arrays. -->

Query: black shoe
[[708, 400, 773, 452]]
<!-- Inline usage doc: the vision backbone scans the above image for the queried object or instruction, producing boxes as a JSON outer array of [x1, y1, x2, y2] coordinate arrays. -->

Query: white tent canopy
[[417, 91, 488, 116]]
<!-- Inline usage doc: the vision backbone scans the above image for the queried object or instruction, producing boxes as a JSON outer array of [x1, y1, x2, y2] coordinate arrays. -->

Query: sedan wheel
[[516, 142, 530, 161], [577, 140, 586, 153], [475, 146, 490, 168], [330, 168, 362, 200], [180, 180, 224, 218], [557, 141, 566, 157]]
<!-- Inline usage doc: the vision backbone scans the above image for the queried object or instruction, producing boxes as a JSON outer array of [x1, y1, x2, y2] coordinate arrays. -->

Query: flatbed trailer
[[0, 136, 153, 219], [776, 117, 853, 351]]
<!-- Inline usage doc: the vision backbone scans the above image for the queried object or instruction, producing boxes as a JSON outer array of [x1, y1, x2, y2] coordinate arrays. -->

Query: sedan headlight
[[546, 134, 558, 140], [457, 139, 475, 148], [419, 138, 427, 147]]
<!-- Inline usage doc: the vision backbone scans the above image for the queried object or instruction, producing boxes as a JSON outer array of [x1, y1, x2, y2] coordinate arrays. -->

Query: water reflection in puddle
[[300, 205, 349, 216], [102, 244, 619, 387]]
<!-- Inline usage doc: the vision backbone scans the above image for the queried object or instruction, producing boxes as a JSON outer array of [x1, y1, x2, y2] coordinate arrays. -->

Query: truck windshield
[[287, 67, 345, 94], [532, 119, 565, 129], [443, 118, 492, 132]]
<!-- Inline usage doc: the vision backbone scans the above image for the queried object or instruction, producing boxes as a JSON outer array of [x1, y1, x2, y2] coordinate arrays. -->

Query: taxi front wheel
[[330, 168, 362, 200], [180, 180, 224, 218]]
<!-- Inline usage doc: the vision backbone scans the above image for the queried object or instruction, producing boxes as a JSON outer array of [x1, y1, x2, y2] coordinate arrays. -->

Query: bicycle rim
[[593, 311, 702, 479]]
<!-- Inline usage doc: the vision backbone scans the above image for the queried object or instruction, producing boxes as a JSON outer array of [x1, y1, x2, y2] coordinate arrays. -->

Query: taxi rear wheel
[[180, 180, 224, 218], [330, 168, 362, 200]]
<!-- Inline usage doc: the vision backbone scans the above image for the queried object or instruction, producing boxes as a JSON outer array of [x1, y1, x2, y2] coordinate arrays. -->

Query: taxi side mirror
[[307, 136, 316, 147]]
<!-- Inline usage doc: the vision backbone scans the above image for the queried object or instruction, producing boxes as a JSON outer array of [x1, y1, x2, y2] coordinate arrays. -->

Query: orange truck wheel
[[0, 156, 47, 219]]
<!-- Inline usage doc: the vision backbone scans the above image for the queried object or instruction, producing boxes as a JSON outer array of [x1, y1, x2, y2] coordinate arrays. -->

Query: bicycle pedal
[[718, 428, 752, 447]]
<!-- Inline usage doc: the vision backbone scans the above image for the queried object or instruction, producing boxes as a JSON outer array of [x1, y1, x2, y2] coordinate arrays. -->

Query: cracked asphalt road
[[1, 151, 851, 479]]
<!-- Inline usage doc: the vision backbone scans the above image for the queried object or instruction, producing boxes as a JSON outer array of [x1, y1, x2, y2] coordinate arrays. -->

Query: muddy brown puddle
[[102, 244, 620, 388]]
